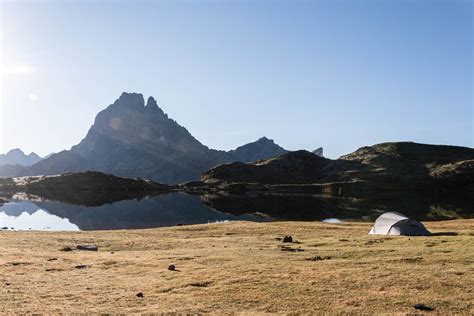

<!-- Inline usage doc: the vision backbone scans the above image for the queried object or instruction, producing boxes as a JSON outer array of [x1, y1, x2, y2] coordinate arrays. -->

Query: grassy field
[[0, 220, 473, 314]]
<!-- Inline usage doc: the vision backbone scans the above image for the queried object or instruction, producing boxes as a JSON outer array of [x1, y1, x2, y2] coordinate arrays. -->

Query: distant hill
[[0, 149, 42, 166], [228, 137, 287, 162], [202, 142, 474, 193], [0, 93, 294, 183], [202, 150, 356, 184]]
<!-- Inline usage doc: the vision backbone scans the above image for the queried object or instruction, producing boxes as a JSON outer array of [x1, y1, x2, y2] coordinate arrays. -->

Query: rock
[[306, 256, 331, 261], [60, 246, 73, 252], [74, 265, 89, 269], [168, 264, 176, 271], [136, 292, 144, 298], [282, 236, 293, 243], [77, 245, 98, 251], [413, 304, 434, 311], [1, 227, 8, 230], [47, 258, 58, 262]]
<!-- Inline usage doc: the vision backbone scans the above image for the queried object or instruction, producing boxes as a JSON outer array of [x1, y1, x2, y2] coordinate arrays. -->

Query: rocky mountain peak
[[256, 136, 274, 144], [114, 92, 145, 110], [229, 137, 287, 162], [6, 148, 25, 156], [145, 96, 167, 118], [0, 148, 42, 166], [146, 96, 158, 108]]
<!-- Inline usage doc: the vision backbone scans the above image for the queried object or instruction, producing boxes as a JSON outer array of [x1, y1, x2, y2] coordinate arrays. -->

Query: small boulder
[[282, 236, 293, 243], [413, 304, 434, 311], [74, 265, 89, 269], [77, 245, 98, 251], [168, 264, 176, 271], [60, 246, 73, 252], [136, 292, 144, 298]]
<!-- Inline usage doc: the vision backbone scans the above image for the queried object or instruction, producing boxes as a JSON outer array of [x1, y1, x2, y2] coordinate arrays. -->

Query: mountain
[[228, 137, 287, 162], [2, 92, 291, 184], [201, 142, 474, 194], [0, 149, 42, 166]]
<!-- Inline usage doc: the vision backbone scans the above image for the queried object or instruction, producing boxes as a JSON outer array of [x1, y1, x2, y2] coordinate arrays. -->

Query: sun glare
[[1, 64, 36, 75]]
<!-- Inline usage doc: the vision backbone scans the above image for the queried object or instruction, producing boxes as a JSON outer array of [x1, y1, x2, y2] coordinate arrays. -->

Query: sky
[[0, 0, 472, 159]]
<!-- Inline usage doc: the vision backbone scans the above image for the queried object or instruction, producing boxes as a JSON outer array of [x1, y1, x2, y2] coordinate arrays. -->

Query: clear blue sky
[[1, 0, 472, 158]]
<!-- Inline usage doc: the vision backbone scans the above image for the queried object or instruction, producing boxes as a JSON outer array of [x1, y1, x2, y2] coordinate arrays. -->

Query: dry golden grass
[[0, 220, 473, 314]]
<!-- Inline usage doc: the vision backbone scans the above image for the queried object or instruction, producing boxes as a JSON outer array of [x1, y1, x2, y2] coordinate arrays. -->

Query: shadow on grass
[[431, 232, 459, 236]]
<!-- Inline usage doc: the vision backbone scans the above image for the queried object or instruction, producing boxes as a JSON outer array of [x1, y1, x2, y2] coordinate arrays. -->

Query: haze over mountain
[[0, 149, 42, 167], [0, 93, 295, 183]]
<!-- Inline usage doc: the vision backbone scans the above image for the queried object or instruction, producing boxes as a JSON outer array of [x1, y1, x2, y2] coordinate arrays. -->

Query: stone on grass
[[413, 304, 434, 311], [77, 245, 98, 251]]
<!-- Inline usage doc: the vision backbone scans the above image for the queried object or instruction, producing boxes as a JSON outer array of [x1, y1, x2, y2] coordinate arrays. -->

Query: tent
[[369, 212, 431, 236]]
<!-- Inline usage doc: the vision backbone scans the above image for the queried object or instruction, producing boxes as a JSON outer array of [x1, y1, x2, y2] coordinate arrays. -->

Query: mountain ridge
[[0, 149, 43, 167], [201, 142, 474, 194], [0, 92, 297, 183]]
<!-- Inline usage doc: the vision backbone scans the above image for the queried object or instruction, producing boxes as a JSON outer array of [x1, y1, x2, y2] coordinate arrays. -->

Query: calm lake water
[[0, 192, 472, 231]]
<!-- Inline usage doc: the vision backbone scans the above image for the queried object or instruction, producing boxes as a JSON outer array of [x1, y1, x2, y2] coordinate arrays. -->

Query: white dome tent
[[369, 212, 431, 236]]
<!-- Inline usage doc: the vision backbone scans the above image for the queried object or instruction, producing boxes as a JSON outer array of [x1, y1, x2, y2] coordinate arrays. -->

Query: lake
[[1, 192, 473, 231]]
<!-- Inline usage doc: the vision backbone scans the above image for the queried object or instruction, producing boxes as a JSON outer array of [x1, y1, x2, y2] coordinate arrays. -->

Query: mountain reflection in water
[[0, 192, 472, 231]]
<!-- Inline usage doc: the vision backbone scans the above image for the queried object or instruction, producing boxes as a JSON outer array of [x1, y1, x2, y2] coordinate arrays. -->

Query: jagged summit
[[114, 92, 145, 109], [257, 136, 273, 142], [145, 96, 167, 118], [146, 96, 157, 108], [229, 136, 287, 163]]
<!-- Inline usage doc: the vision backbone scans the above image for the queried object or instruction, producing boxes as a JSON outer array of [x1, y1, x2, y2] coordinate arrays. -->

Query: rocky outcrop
[[312, 147, 324, 157], [0, 149, 42, 166]]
